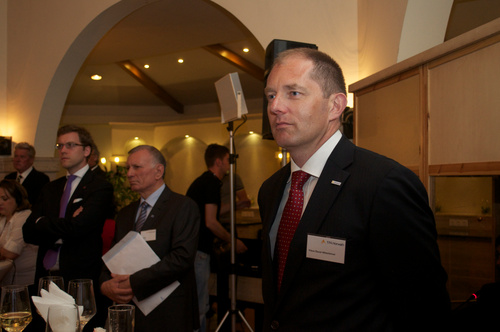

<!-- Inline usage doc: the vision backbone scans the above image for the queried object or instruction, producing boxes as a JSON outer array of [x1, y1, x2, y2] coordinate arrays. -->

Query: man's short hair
[[14, 142, 36, 159], [57, 125, 95, 148], [204, 144, 229, 168], [128, 145, 167, 176], [270, 48, 347, 98]]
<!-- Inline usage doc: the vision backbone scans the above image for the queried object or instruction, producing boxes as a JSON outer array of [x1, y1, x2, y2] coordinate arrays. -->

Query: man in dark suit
[[23, 125, 114, 331], [89, 143, 106, 178], [258, 48, 450, 331], [4, 142, 50, 205], [100, 145, 200, 332]]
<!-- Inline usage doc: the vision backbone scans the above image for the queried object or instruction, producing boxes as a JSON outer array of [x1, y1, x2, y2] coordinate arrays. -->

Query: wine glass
[[67, 279, 96, 329], [45, 304, 80, 332], [38, 276, 65, 296], [0, 285, 32, 332]]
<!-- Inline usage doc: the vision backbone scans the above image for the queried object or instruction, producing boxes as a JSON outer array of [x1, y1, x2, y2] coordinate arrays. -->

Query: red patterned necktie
[[276, 170, 311, 290]]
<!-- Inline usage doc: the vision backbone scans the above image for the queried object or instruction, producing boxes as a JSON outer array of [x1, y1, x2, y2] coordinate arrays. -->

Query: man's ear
[[328, 93, 348, 121], [155, 164, 165, 179], [84, 145, 91, 158]]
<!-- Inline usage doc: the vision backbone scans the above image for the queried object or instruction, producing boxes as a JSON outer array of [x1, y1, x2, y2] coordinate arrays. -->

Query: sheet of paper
[[102, 231, 180, 315]]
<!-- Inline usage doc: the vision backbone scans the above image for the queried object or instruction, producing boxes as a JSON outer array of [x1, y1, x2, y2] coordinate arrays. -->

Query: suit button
[[270, 320, 279, 330]]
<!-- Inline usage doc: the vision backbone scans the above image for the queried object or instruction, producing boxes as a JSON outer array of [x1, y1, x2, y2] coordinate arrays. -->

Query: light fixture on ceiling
[[178, 58, 184, 64], [185, 134, 190, 138], [91, 74, 102, 81], [144, 64, 150, 69], [243, 48, 249, 53]]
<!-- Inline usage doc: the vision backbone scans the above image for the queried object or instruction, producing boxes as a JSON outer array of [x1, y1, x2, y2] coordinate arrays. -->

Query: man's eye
[[290, 91, 300, 97]]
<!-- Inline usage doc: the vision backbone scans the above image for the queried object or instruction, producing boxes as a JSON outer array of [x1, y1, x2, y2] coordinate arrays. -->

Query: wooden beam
[[203, 44, 264, 81], [117, 60, 184, 114]]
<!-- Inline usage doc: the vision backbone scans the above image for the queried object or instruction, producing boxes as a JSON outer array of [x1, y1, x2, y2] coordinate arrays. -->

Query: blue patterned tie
[[135, 201, 149, 232]]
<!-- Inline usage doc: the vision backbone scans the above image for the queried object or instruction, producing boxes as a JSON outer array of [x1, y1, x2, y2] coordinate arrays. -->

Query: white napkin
[[31, 281, 82, 322]]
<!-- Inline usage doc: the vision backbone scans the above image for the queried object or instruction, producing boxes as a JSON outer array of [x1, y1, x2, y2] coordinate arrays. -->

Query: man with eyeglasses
[[23, 125, 114, 331]]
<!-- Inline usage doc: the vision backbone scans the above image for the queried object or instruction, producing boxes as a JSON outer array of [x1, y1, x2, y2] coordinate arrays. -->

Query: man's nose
[[268, 95, 283, 115]]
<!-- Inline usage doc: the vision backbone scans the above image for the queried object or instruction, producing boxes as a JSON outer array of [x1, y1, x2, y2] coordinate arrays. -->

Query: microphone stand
[[215, 121, 253, 332]]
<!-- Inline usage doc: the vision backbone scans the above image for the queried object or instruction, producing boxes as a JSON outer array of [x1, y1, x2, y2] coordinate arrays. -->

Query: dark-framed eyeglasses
[[55, 142, 86, 150]]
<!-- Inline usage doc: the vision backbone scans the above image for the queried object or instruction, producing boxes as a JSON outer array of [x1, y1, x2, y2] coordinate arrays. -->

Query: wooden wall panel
[[428, 41, 500, 165], [355, 75, 421, 167]]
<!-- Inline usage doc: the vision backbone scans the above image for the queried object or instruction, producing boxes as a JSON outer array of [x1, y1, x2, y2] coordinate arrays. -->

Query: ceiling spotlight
[[178, 59, 184, 64], [144, 64, 150, 69], [249, 131, 254, 134], [243, 48, 249, 53], [91, 74, 102, 81], [185, 134, 190, 138]]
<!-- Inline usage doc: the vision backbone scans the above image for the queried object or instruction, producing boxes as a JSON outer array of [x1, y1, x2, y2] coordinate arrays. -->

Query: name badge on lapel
[[306, 234, 346, 264], [141, 229, 156, 242]]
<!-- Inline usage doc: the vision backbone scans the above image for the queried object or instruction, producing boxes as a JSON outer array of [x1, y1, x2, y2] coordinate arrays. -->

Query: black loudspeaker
[[262, 39, 318, 140], [0, 136, 12, 156]]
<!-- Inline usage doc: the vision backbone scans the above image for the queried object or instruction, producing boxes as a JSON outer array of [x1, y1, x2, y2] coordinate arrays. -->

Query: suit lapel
[[65, 169, 92, 217], [277, 136, 355, 301], [141, 186, 171, 231]]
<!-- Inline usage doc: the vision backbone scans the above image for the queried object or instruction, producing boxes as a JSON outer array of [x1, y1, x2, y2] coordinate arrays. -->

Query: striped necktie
[[135, 201, 149, 232]]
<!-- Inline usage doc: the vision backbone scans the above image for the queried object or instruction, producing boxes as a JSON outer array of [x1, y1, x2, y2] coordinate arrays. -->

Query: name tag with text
[[141, 229, 156, 242], [306, 234, 346, 264]]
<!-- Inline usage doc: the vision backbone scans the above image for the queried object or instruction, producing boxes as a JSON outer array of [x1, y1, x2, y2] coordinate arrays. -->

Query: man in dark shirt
[[186, 143, 247, 332]]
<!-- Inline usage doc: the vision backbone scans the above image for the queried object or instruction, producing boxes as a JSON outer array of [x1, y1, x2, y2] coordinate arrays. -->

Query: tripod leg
[[215, 310, 231, 332], [237, 310, 254, 332]]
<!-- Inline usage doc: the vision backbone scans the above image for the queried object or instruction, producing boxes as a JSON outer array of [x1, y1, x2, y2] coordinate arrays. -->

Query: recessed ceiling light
[[243, 48, 249, 53], [144, 64, 150, 69], [185, 134, 190, 138], [91, 74, 102, 81], [178, 59, 184, 64]]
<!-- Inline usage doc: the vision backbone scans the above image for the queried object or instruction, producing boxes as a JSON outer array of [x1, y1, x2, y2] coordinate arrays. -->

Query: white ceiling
[[64, 0, 500, 125], [65, 0, 266, 122]]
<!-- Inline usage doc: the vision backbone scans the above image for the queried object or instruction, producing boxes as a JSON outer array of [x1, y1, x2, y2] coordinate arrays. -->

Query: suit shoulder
[[4, 172, 16, 180]]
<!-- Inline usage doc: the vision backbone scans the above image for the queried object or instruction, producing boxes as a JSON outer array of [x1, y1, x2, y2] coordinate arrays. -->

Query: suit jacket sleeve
[[368, 165, 450, 327], [23, 171, 114, 246], [129, 193, 200, 301]]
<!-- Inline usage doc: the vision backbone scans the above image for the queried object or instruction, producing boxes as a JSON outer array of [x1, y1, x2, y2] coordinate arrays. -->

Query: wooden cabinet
[[349, 18, 500, 303]]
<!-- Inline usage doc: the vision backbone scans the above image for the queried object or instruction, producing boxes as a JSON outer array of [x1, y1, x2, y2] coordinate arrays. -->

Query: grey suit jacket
[[100, 185, 200, 332], [258, 136, 450, 332]]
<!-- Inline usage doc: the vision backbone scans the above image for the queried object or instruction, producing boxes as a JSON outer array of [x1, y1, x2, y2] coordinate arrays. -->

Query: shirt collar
[[19, 166, 34, 179], [290, 130, 342, 179], [68, 164, 89, 179], [142, 183, 165, 208]]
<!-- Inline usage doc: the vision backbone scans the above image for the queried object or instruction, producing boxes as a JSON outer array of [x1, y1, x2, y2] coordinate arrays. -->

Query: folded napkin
[[31, 281, 82, 322]]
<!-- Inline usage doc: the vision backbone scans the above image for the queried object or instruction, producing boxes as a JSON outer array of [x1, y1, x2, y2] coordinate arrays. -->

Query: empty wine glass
[[38, 276, 65, 296], [0, 285, 32, 332], [45, 304, 80, 332], [67, 279, 96, 329]]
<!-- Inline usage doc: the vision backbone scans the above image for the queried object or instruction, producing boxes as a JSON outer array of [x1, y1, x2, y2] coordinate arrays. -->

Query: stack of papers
[[102, 231, 180, 316]]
